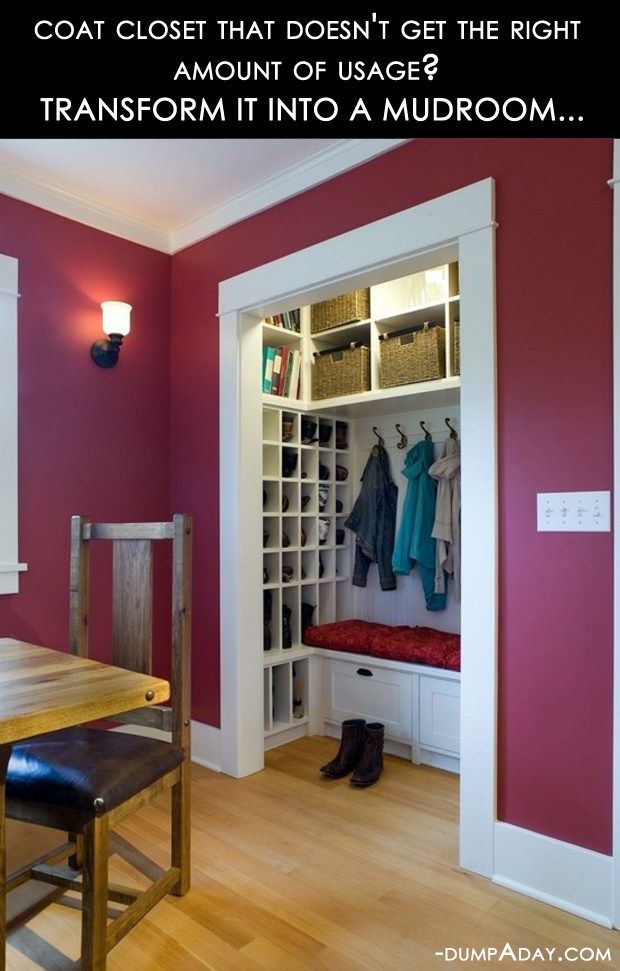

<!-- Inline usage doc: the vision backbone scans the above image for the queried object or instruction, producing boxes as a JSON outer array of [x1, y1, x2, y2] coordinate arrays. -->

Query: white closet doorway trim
[[0, 254, 25, 594], [219, 178, 497, 878]]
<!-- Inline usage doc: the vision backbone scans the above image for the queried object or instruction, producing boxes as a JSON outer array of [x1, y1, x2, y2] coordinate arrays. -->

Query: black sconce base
[[90, 333, 123, 368]]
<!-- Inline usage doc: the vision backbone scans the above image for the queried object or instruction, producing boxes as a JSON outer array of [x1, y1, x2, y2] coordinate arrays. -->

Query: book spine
[[277, 346, 290, 396], [271, 347, 283, 394], [263, 346, 276, 393], [289, 349, 301, 400]]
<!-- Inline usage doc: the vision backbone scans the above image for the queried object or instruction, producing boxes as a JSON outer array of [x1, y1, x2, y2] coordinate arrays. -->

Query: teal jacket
[[392, 439, 446, 610]]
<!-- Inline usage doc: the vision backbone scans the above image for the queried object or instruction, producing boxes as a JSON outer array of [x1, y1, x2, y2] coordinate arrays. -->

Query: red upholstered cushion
[[306, 620, 461, 671], [304, 619, 394, 654]]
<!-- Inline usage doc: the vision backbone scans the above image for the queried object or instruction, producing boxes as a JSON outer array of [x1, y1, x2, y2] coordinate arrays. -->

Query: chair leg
[[171, 759, 190, 896], [68, 832, 84, 870], [81, 814, 109, 971]]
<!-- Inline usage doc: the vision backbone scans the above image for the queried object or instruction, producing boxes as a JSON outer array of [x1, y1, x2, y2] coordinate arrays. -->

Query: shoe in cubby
[[282, 447, 299, 479], [335, 421, 349, 451], [301, 484, 317, 515], [319, 420, 333, 447], [301, 450, 318, 481]]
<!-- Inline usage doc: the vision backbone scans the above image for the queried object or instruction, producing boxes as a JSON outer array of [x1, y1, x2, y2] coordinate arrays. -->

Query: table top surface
[[0, 638, 170, 745]]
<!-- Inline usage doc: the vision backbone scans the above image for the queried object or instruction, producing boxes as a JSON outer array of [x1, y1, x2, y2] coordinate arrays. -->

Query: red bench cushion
[[305, 620, 460, 671]]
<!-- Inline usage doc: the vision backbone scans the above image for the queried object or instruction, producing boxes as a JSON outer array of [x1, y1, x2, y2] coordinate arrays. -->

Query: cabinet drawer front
[[324, 659, 412, 741], [419, 676, 460, 754]]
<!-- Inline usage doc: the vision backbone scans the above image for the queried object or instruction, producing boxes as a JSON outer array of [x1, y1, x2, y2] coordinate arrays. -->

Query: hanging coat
[[392, 439, 446, 611], [429, 438, 461, 602], [345, 444, 398, 591]]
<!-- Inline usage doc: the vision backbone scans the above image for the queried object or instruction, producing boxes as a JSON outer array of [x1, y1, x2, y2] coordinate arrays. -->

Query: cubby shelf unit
[[263, 406, 352, 744]]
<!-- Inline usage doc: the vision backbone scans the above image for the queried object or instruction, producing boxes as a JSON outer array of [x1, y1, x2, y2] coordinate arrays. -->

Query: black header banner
[[2, 10, 615, 136]]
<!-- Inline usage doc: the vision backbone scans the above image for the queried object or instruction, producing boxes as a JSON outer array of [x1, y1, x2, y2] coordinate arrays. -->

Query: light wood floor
[[6, 736, 618, 969]]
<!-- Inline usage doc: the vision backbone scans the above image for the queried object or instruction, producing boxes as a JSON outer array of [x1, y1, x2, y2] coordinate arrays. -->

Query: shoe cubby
[[335, 420, 349, 451], [263, 587, 280, 653], [281, 410, 299, 446], [317, 482, 331, 514], [263, 551, 279, 586], [301, 449, 318, 482], [318, 583, 335, 624], [301, 517, 317, 549], [282, 550, 299, 584], [281, 585, 300, 647], [263, 443, 280, 478], [272, 663, 293, 729], [263, 482, 280, 514], [263, 515, 279, 551], [318, 516, 334, 548], [281, 518, 299, 551], [301, 550, 317, 583], [300, 484, 317, 516], [300, 414, 320, 447], [292, 658, 309, 720], [318, 419, 334, 448], [281, 481, 299, 514], [282, 446, 299, 480], [300, 593, 317, 643], [319, 549, 335, 581], [263, 407, 280, 444], [318, 452, 334, 484]]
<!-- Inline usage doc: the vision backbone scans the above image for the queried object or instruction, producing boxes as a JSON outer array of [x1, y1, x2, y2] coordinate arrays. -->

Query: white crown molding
[[169, 138, 409, 253], [0, 163, 170, 252], [0, 139, 409, 255]]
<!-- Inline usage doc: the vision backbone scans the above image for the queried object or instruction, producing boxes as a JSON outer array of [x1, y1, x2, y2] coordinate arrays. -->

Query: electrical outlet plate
[[536, 491, 611, 532]]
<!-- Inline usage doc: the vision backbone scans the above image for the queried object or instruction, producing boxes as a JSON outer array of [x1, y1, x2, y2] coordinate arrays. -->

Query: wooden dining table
[[0, 637, 171, 969]]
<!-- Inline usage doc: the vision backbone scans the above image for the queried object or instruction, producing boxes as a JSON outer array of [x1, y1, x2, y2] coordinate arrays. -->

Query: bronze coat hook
[[395, 423, 408, 449], [420, 421, 432, 441]]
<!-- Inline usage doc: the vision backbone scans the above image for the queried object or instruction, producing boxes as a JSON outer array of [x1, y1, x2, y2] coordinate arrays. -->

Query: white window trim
[[612, 138, 620, 926], [219, 178, 498, 879], [0, 254, 26, 594]]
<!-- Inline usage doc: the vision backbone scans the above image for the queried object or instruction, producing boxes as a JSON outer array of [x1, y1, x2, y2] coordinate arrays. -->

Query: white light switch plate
[[536, 491, 611, 532]]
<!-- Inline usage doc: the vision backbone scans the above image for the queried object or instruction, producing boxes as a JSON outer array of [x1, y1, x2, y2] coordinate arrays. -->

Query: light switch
[[536, 491, 611, 532]]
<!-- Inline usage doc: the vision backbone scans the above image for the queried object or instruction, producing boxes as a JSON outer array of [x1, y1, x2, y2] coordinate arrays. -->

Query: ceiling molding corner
[[169, 138, 411, 253], [0, 163, 171, 253]]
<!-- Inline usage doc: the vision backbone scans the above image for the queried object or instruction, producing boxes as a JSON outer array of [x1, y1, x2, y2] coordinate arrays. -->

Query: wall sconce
[[90, 301, 132, 368]]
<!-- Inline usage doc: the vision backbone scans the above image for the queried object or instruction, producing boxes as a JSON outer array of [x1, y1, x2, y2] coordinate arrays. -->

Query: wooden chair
[[6, 515, 192, 970]]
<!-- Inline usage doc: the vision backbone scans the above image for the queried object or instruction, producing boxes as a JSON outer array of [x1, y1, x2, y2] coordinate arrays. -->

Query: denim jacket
[[345, 445, 397, 591]]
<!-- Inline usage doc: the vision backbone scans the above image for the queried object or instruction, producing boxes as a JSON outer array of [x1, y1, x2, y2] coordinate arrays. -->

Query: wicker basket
[[311, 289, 370, 334], [313, 345, 370, 400], [452, 320, 460, 375], [379, 324, 446, 388]]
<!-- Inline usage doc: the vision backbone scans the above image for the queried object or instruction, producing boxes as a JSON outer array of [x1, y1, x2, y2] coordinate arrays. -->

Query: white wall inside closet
[[338, 404, 461, 633]]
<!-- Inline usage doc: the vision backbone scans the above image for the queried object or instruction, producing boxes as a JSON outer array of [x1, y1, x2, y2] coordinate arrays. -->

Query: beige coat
[[429, 438, 461, 602]]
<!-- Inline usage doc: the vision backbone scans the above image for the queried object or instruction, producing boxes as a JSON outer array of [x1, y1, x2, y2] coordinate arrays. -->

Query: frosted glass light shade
[[101, 301, 131, 336]]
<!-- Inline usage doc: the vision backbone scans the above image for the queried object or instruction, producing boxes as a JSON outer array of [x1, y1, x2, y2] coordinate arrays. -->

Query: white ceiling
[[0, 138, 406, 253]]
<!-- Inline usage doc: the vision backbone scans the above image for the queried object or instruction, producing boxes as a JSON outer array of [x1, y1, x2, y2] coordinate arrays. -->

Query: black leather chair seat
[[7, 727, 184, 814]]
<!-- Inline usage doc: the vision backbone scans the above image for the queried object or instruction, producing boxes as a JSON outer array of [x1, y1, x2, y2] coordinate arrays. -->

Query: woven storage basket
[[313, 345, 370, 400], [452, 320, 460, 375], [379, 324, 446, 388], [311, 289, 370, 334]]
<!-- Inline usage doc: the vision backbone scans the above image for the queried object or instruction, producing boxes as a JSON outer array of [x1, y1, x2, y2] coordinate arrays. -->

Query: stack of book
[[263, 310, 300, 332], [262, 346, 301, 398]]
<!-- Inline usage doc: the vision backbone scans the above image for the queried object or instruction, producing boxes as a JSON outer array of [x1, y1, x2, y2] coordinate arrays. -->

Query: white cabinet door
[[323, 658, 412, 741], [419, 676, 461, 755]]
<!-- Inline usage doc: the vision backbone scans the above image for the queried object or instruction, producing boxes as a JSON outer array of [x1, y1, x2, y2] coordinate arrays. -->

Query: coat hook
[[372, 426, 385, 447], [395, 423, 408, 449], [420, 421, 432, 441], [445, 418, 458, 440]]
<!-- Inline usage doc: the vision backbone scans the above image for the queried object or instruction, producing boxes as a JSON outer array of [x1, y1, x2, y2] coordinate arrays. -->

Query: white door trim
[[0, 254, 26, 594], [612, 138, 620, 927], [219, 178, 498, 878]]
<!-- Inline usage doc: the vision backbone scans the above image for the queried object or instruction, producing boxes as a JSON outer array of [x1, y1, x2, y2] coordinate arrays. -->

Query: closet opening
[[220, 180, 496, 879]]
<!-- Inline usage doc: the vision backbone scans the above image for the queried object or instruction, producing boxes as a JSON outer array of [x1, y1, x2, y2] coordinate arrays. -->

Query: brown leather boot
[[350, 723, 384, 787], [319, 720, 366, 778]]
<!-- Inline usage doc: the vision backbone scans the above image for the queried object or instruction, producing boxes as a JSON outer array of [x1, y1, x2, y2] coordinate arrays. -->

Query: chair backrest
[[69, 515, 192, 750]]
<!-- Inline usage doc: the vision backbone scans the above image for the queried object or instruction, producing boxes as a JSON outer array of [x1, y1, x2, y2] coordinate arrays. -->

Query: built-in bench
[[306, 621, 461, 773]]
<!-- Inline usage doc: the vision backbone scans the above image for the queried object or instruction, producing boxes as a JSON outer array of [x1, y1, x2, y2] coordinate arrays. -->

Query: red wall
[[0, 196, 173, 677], [171, 138, 613, 854]]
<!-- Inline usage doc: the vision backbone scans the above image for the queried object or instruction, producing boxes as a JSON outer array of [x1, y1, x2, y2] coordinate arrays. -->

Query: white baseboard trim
[[191, 720, 222, 772], [493, 822, 613, 928]]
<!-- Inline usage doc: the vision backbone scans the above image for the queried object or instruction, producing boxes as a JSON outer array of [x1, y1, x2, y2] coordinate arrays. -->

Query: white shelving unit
[[261, 261, 461, 751], [263, 407, 352, 746]]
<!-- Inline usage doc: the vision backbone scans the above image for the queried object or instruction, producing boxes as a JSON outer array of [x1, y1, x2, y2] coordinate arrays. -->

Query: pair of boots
[[320, 720, 385, 787]]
